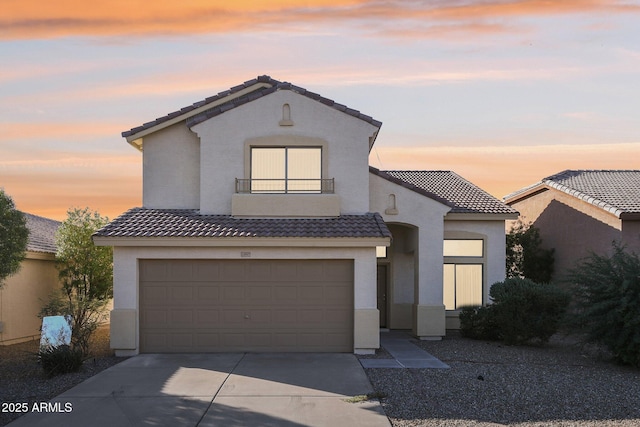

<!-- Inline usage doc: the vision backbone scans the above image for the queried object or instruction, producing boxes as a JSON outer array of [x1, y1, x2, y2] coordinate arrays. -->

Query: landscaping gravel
[[0, 327, 127, 426], [361, 332, 640, 427], [3, 328, 640, 427]]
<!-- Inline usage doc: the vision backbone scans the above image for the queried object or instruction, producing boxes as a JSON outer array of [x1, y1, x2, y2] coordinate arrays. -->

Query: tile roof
[[122, 75, 381, 139], [24, 213, 60, 254], [508, 170, 640, 218], [94, 208, 391, 239], [371, 167, 518, 215]]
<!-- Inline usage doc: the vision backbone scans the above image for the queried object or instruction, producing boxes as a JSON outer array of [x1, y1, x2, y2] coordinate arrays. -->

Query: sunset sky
[[1, 0, 639, 221]]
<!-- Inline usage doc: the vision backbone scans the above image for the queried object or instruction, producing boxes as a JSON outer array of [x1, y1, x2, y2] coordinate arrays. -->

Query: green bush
[[460, 278, 570, 345], [38, 345, 84, 377], [459, 306, 499, 341], [490, 278, 570, 345], [567, 243, 640, 368]]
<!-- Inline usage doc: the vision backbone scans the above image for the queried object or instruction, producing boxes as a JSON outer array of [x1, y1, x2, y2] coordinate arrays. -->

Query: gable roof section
[[23, 213, 60, 254], [93, 208, 391, 242], [505, 170, 640, 219], [122, 75, 382, 149], [370, 167, 517, 217]]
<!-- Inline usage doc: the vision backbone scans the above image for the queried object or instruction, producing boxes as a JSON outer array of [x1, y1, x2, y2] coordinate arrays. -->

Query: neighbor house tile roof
[[370, 167, 518, 215], [506, 170, 640, 218], [24, 213, 60, 254], [122, 75, 381, 139], [94, 208, 391, 239]]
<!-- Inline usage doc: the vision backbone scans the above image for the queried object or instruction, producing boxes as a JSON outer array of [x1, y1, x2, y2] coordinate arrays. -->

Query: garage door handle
[[244, 314, 250, 319]]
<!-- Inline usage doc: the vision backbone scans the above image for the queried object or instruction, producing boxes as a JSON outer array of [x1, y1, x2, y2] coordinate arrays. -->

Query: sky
[[1, 0, 639, 221]]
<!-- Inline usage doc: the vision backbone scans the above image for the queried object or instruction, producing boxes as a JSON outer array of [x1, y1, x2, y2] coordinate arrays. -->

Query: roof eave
[[445, 212, 520, 221], [93, 235, 391, 248], [123, 81, 274, 149]]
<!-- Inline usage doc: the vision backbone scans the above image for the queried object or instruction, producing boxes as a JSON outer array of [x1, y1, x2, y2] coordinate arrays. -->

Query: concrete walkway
[[359, 330, 450, 369], [8, 353, 390, 427]]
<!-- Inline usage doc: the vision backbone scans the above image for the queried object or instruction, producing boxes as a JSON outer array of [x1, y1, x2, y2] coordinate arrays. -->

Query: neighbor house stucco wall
[[508, 188, 640, 281], [142, 123, 200, 209], [110, 244, 380, 356], [192, 91, 378, 215], [0, 254, 61, 345]]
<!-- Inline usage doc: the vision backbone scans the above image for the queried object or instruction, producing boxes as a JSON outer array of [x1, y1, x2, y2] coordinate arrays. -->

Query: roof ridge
[[122, 75, 381, 140]]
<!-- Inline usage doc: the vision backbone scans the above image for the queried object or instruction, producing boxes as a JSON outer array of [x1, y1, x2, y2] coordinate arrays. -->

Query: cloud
[[1, 0, 638, 41], [370, 142, 640, 198]]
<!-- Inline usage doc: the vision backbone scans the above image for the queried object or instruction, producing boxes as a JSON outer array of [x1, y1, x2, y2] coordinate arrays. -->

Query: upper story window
[[245, 147, 330, 194]]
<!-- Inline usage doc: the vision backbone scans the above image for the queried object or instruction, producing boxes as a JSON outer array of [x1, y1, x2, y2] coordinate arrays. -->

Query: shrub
[[38, 345, 84, 377], [506, 220, 555, 284], [567, 243, 640, 368], [459, 306, 499, 341], [460, 278, 570, 345], [489, 278, 570, 345]]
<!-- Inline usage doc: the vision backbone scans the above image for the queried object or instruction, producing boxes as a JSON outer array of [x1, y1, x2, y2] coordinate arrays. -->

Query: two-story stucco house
[[94, 76, 517, 356]]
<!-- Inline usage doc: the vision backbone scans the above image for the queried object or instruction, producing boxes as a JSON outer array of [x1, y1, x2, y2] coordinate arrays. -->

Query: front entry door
[[377, 264, 388, 328]]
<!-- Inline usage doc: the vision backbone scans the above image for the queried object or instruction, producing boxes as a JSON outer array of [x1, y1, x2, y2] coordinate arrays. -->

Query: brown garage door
[[139, 259, 353, 353]]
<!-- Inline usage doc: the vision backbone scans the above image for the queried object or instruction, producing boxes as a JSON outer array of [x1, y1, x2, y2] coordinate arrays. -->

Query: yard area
[[363, 331, 640, 426], [0, 326, 127, 426], [2, 328, 640, 426]]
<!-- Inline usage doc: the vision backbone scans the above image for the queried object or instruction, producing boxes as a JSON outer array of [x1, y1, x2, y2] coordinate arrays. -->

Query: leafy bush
[[459, 306, 499, 341], [460, 278, 570, 345], [38, 345, 83, 377], [506, 220, 555, 284], [567, 243, 640, 368]]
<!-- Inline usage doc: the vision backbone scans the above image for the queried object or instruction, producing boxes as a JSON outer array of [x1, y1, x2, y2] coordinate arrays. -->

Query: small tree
[[567, 243, 640, 368], [0, 189, 29, 288], [41, 207, 112, 356], [506, 220, 555, 284]]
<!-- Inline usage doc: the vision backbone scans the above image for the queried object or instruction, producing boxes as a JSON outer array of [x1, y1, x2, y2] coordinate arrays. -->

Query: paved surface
[[8, 353, 390, 427], [359, 330, 450, 369]]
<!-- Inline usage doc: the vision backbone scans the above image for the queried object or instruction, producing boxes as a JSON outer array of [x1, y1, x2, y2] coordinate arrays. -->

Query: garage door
[[139, 259, 353, 353]]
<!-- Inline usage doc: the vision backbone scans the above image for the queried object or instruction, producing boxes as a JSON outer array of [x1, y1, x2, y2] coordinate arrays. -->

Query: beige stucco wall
[[110, 244, 380, 356], [370, 173, 451, 337], [444, 220, 508, 301], [0, 254, 61, 345], [508, 188, 640, 282], [143, 123, 200, 209], [192, 90, 379, 215]]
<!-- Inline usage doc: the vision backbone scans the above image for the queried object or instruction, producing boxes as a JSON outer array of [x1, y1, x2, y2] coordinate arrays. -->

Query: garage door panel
[[140, 259, 353, 353]]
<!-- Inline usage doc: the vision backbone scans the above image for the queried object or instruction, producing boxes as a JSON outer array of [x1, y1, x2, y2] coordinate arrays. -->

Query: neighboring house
[[0, 213, 61, 345], [504, 170, 640, 282], [94, 75, 517, 356]]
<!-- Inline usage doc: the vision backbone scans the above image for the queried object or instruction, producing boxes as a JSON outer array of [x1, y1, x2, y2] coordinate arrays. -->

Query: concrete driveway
[[8, 353, 390, 427]]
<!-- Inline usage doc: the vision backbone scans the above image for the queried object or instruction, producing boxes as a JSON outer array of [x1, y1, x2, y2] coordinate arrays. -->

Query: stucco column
[[353, 248, 380, 354], [412, 222, 446, 339], [110, 248, 138, 356]]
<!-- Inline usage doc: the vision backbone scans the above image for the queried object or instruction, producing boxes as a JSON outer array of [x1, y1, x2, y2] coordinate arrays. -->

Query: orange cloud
[[370, 142, 640, 199], [1, 0, 637, 40]]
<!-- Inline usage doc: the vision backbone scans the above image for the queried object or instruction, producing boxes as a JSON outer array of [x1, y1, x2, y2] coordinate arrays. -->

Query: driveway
[[8, 353, 390, 427]]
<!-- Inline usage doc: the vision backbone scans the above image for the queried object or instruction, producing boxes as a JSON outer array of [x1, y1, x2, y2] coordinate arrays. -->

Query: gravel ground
[[0, 326, 127, 426], [361, 331, 640, 427]]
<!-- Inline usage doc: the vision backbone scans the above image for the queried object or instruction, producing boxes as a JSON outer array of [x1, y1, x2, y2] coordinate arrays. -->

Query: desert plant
[[38, 344, 84, 377], [460, 278, 570, 345], [40, 207, 112, 356], [489, 278, 570, 345], [459, 305, 500, 341], [567, 243, 640, 367], [506, 220, 555, 284]]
